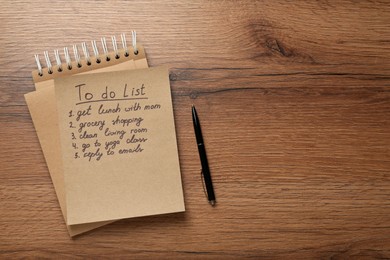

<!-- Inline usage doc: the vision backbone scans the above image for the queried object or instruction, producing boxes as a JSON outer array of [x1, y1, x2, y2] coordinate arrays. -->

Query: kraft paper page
[[55, 67, 185, 225]]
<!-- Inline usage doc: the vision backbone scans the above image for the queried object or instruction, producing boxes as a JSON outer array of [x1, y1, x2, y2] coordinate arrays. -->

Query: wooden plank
[[0, 0, 389, 258]]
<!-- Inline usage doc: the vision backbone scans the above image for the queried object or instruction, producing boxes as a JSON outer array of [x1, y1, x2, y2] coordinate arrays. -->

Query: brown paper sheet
[[55, 67, 185, 225], [25, 46, 149, 236]]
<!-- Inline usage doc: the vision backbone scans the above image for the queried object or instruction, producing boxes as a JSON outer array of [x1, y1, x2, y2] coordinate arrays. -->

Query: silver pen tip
[[210, 200, 216, 206]]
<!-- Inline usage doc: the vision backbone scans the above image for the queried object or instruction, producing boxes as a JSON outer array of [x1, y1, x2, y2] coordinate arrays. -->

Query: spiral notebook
[[25, 33, 185, 236]]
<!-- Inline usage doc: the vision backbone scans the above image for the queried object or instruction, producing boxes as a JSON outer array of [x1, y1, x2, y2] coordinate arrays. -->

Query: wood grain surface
[[1, 1, 389, 259]]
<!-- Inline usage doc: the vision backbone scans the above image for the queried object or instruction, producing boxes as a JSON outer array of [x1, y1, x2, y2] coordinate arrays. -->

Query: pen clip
[[200, 169, 208, 199]]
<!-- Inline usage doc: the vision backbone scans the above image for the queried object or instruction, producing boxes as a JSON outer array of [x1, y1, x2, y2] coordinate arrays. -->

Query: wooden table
[[1, 1, 389, 258]]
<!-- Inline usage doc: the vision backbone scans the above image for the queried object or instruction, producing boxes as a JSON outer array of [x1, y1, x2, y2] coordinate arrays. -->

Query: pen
[[192, 105, 216, 206]]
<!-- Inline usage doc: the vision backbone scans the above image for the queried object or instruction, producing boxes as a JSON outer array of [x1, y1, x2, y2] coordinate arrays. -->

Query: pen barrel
[[197, 143, 215, 201]]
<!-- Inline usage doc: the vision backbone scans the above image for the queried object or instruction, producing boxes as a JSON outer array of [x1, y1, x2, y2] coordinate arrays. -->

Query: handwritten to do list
[[68, 81, 156, 161], [54, 67, 184, 225]]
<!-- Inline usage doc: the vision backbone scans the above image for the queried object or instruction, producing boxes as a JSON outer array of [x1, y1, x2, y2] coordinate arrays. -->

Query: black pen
[[192, 105, 216, 206]]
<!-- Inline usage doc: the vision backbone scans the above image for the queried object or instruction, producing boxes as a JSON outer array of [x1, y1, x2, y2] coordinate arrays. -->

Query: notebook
[[25, 33, 185, 236]]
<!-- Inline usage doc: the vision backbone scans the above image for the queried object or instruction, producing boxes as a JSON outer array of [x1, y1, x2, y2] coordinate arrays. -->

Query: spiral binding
[[34, 31, 138, 77]]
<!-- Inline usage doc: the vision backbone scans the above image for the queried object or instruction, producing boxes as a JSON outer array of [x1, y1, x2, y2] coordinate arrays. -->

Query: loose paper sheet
[[55, 67, 185, 225], [25, 60, 148, 236]]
